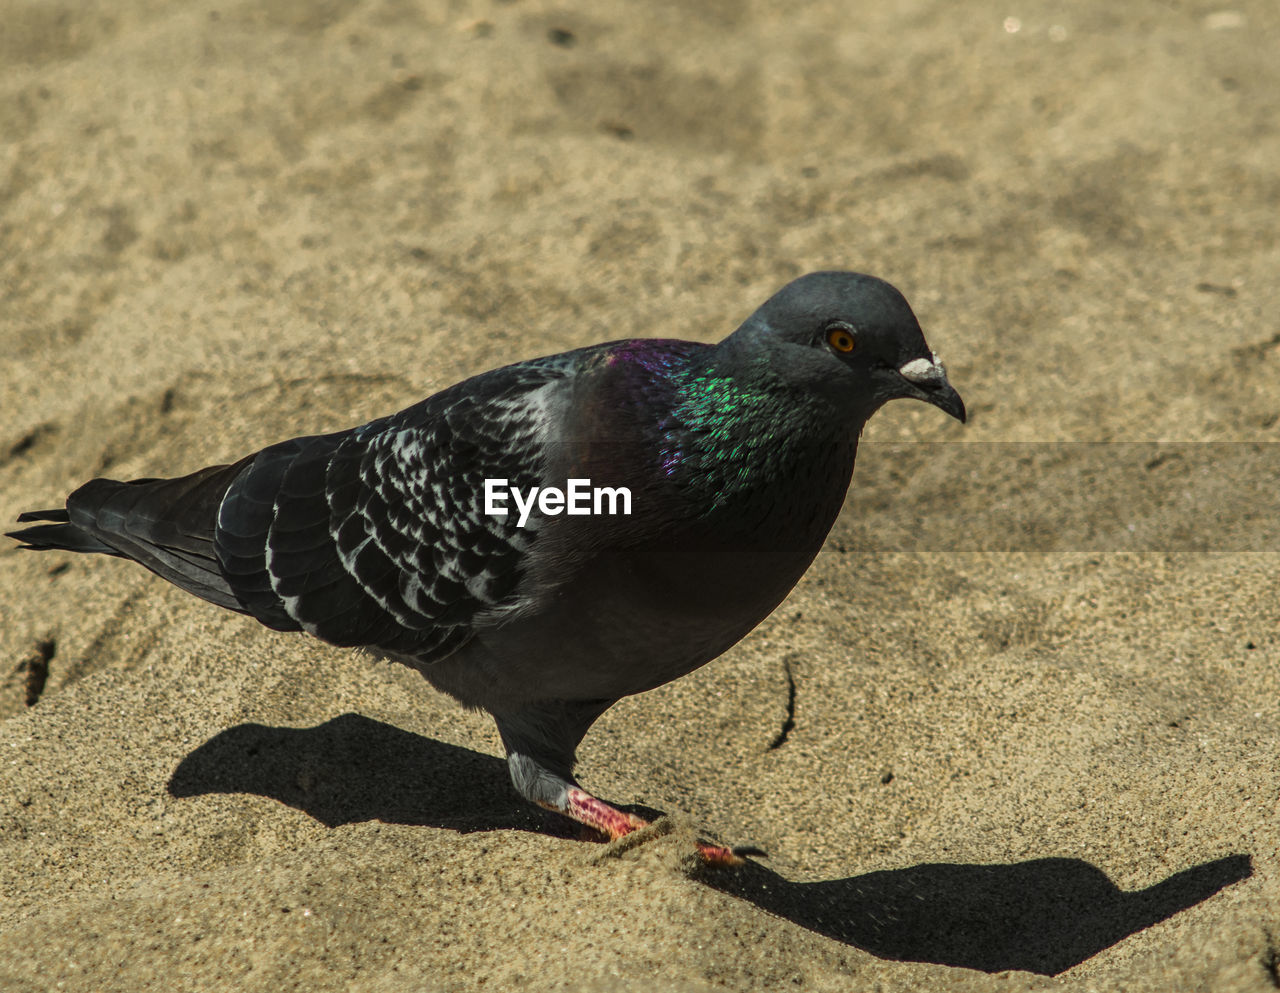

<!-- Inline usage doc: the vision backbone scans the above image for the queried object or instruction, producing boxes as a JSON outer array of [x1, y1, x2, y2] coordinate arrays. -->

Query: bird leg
[[562, 786, 647, 838], [507, 752, 742, 865]]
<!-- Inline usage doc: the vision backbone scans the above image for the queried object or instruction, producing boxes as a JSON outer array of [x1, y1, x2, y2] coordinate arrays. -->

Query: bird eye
[[826, 326, 856, 353]]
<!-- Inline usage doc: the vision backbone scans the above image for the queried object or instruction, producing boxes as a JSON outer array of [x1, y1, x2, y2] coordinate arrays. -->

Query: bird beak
[[897, 354, 967, 423]]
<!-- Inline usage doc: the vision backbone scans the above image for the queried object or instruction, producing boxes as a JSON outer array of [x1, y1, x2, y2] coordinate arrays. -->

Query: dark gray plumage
[[9, 271, 965, 861]]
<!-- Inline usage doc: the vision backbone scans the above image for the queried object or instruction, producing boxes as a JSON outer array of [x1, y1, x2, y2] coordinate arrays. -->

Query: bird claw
[[694, 840, 745, 866]]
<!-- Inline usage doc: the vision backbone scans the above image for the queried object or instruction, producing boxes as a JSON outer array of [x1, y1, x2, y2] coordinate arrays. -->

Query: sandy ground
[[2, 0, 1279, 989]]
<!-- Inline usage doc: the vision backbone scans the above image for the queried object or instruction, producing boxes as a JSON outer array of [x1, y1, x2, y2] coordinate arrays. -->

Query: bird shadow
[[701, 852, 1252, 976], [169, 714, 1252, 975], [168, 712, 541, 834]]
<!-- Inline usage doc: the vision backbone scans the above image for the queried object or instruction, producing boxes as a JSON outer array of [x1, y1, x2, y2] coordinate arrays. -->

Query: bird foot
[[559, 787, 744, 866]]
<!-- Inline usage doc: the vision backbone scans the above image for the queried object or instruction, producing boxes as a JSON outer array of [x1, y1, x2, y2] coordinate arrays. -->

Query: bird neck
[[661, 351, 859, 514]]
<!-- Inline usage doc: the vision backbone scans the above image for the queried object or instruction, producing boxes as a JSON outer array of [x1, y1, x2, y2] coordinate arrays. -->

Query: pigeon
[[8, 271, 964, 863]]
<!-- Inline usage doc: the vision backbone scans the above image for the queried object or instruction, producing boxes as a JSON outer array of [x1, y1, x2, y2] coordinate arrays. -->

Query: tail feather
[[8, 515, 121, 555], [8, 458, 255, 614], [16, 508, 70, 524]]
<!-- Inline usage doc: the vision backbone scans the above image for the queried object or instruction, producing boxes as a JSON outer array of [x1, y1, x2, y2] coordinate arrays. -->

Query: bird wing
[[212, 357, 578, 661], [9, 351, 591, 667]]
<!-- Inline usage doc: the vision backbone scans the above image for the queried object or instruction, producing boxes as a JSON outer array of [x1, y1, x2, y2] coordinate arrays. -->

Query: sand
[[2, 0, 1279, 989]]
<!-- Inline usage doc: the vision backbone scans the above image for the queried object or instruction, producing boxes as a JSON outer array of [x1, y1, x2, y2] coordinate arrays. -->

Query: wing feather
[[211, 356, 578, 662]]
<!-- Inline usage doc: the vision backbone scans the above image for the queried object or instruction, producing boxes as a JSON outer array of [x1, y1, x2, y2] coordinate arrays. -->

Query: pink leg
[[558, 786, 743, 866]]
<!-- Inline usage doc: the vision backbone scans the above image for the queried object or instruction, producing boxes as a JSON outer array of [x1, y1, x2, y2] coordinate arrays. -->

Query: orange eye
[[827, 327, 855, 353]]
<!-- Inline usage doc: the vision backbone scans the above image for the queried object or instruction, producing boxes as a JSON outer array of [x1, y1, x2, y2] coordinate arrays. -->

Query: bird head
[[725, 271, 966, 425]]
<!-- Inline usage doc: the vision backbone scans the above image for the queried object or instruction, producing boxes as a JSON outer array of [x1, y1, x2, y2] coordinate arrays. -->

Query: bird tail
[[7, 460, 254, 614], [9, 508, 122, 555]]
